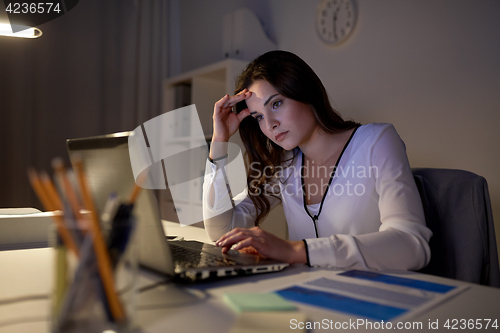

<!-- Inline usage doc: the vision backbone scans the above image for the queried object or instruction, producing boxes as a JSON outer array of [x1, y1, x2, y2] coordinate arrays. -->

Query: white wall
[[178, 0, 500, 251]]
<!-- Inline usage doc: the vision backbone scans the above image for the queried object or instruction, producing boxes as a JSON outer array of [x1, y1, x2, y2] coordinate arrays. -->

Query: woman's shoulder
[[357, 122, 396, 136], [352, 123, 401, 149]]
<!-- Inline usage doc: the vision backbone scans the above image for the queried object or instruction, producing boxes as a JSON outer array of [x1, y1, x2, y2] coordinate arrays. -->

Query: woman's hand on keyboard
[[215, 227, 307, 264]]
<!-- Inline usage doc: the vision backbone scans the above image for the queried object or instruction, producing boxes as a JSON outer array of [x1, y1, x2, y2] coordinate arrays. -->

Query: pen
[[72, 156, 126, 322], [54, 236, 96, 330], [107, 204, 135, 269], [107, 179, 143, 267], [101, 192, 119, 238]]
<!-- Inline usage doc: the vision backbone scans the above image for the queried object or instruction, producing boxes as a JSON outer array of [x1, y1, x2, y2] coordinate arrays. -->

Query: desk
[[1, 222, 499, 333]]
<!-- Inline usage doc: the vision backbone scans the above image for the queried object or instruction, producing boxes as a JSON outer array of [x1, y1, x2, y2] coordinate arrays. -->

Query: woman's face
[[246, 80, 319, 151]]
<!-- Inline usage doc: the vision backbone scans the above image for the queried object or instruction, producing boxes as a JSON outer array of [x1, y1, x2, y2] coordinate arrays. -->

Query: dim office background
[[1, 0, 499, 255]]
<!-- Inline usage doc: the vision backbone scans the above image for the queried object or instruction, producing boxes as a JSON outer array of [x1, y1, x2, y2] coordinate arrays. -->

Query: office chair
[[412, 168, 500, 287]]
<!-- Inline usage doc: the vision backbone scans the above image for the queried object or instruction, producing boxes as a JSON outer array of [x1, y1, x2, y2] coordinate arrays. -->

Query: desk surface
[[1, 222, 499, 333]]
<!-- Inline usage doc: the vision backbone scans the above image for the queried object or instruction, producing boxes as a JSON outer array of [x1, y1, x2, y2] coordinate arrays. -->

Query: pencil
[[72, 156, 126, 322], [128, 173, 146, 204], [40, 171, 64, 211], [28, 168, 80, 257], [51, 158, 87, 231]]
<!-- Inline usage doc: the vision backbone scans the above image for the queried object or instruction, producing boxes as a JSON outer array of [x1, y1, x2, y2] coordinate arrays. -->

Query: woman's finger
[[218, 227, 301, 263], [218, 229, 268, 254], [217, 226, 263, 246], [222, 90, 250, 109], [214, 94, 230, 112], [231, 237, 261, 252], [236, 107, 251, 122], [218, 230, 254, 248], [216, 227, 244, 245], [219, 226, 261, 244]]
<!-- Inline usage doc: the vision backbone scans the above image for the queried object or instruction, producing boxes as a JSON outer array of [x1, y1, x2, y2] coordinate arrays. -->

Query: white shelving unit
[[163, 59, 249, 136]]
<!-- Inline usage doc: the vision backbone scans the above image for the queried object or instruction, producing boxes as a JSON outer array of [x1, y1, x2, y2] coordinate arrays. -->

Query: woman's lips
[[275, 131, 288, 142]]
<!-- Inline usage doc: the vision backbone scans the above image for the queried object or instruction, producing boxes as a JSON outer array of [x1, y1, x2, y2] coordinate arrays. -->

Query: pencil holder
[[50, 217, 138, 333]]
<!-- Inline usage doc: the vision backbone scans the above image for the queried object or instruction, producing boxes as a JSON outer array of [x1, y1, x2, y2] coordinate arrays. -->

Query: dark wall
[[0, 0, 155, 209]]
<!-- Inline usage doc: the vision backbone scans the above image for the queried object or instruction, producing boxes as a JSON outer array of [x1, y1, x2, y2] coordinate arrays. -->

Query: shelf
[[163, 59, 247, 87], [163, 59, 248, 137]]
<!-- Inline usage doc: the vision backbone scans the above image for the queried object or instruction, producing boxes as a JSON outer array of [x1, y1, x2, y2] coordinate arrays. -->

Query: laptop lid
[[66, 132, 175, 277]]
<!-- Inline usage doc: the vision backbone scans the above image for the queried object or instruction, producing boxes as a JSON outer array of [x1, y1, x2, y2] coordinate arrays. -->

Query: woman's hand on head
[[212, 89, 252, 142], [215, 227, 307, 264]]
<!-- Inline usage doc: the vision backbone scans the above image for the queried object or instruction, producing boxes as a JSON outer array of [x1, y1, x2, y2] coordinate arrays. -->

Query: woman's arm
[[206, 90, 251, 209], [204, 90, 286, 241], [304, 229, 430, 270], [202, 155, 283, 241], [203, 91, 252, 240], [203, 156, 254, 241]]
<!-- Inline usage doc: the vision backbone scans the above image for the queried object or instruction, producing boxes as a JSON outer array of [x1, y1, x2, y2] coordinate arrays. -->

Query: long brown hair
[[236, 50, 360, 226]]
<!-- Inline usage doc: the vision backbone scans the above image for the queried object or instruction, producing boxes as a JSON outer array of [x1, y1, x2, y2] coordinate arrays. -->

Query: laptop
[[66, 131, 289, 282]]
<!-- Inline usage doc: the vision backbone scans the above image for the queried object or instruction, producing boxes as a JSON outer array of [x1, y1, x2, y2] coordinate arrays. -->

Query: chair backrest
[[412, 168, 500, 287]]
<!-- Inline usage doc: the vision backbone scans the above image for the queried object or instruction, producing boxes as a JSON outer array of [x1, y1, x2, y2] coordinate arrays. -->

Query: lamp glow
[[0, 23, 42, 38]]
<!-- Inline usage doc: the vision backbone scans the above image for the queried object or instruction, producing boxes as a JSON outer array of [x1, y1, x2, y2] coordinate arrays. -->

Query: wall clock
[[316, 0, 357, 45]]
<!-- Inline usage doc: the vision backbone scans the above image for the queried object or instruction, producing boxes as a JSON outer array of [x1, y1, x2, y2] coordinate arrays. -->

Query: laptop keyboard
[[169, 242, 238, 268]]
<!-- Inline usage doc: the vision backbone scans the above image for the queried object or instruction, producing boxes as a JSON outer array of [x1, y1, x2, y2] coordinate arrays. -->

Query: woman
[[202, 50, 431, 270]]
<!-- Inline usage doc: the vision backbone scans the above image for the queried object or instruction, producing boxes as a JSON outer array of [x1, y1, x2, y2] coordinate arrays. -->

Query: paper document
[[276, 270, 468, 322]]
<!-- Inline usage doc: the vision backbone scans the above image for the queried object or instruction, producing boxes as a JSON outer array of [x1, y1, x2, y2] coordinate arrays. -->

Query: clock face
[[316, 0, 356, 45]]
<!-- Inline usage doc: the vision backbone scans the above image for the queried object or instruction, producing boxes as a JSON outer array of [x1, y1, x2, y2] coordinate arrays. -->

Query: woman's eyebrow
[[263, 94, 279, 107], [249, 93, 280, 115]]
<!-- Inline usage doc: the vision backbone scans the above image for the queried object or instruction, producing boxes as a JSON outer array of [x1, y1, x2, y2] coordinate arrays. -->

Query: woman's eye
[[255, 115, 263, 121], [272, 101, 282, 109]]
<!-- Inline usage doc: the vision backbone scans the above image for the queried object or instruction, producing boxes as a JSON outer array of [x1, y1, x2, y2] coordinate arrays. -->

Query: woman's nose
[[266, 116, 279, 130]]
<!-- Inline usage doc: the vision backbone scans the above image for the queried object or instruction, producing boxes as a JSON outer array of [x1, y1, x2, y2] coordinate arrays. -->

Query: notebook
[[66, 131, 289, 282]]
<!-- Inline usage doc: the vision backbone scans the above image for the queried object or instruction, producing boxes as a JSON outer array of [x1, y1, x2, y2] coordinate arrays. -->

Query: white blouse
[[202, 123, 432, 270]]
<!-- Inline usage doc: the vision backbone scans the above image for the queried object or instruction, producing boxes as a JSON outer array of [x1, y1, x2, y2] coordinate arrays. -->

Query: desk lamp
[[0, 23, 42, 38]]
